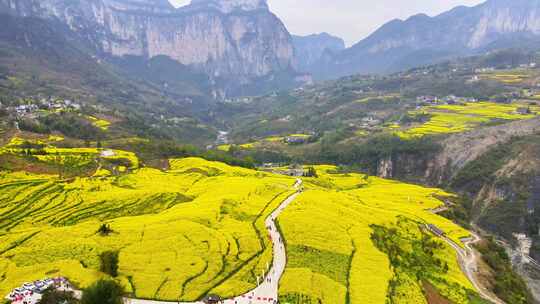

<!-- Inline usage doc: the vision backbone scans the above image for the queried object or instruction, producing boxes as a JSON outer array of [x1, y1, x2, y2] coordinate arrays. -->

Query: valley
[[0, 135, 491, 304], [2, 0, 540, 303]]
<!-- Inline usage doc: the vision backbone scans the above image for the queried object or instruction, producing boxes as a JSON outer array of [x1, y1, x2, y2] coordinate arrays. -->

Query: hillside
[[0, 133, 499, 303], [3, 2, 540, 303], [0, 0, 308, 98], [214, 49, 540, 301], [0, 13, 220, 146]]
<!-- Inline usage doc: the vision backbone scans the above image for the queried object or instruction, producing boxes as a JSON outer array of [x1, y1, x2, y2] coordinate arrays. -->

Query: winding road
[[427, 209, 505, 304], [440, 233, 505, 304], [126, 179, 303, 304]]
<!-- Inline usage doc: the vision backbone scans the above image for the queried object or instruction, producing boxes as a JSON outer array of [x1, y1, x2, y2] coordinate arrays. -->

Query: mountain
[[292, 33, 345, 73], [0, 12, 221, 144], [313, 0, 540, 80], [0, 0, 304, 98]]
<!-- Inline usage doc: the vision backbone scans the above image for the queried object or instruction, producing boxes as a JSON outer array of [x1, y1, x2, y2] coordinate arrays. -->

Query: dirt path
[[125, 179, 303, 304]]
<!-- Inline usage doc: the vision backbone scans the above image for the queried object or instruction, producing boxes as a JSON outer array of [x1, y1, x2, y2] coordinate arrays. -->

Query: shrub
[[99, 251, 119, 277], [97, 224, 113, 236], [476, 238, 533, 304], [38, 287, 79, 304], [81, 280, 123, 304], [303, 167, 318, 178]]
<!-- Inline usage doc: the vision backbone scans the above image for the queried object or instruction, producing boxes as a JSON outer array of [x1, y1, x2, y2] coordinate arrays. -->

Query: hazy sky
[[169, 0, 485, 46]]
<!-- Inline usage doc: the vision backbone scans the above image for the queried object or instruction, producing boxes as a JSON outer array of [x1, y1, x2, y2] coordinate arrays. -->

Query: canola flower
[[397, 101, 539, 138], [0, 141, 478, 303], [0, 156, 295, 301], [86, 115, 111, 131], [278, 166, 474, 304]]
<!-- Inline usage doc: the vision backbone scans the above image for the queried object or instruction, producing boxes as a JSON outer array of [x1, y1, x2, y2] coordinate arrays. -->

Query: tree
[[81, 280, 123, 304], [100, 251, 120, 277], [97, 224, 113, 236], [303, 167, 318, 178], [38, 288, 79, 304]]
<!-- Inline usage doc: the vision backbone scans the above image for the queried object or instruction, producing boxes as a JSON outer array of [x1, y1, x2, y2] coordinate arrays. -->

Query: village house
[[6, 277, 72, 304], [426, 224, 446, 237], [474, 67, 495, 73], [516, 107, 531, 115], [100, 149, 116, 157], [285, 136, 308, 145], [202, 294, 222, 304]]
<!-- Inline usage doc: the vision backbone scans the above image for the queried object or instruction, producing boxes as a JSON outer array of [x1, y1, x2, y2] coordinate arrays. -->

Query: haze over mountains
[[312, 0, 540, 79], [3, 1, 540, 303], [0, 0, 305, 98], [2, 0, 540, 96]]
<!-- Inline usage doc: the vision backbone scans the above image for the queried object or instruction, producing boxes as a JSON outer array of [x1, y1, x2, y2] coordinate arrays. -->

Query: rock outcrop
[[0, 0, 297, 89]]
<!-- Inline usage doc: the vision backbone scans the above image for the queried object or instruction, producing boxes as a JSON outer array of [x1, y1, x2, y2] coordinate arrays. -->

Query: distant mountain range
[[2, 0, 540, 97], [309, 0, 540, 80], [292, 33, 345, 73]]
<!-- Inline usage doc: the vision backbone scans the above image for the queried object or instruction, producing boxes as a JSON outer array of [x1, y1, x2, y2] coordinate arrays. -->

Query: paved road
[[442, 233, 505, 304], [126, 179, 303, 304], [427, 209, 505, 304]]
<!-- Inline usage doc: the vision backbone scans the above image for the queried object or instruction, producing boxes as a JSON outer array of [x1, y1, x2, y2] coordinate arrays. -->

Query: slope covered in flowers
[[0, 154, 295, 301], [0, 138, 480, 303], [278, 166, 477, 304], [396, 101, 539, 138]]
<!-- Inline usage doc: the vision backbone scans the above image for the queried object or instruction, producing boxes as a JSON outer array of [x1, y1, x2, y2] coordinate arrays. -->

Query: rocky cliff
[[0, 0, 298, 95], [313, 0, 540, 79]]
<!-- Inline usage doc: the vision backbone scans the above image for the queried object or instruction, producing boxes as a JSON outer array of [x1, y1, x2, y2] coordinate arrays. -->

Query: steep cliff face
[[313, 0, 540, 79], [0, 0, 297, 89]]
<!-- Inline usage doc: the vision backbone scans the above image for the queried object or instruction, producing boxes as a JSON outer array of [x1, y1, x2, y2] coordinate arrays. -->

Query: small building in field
[[516, 107, 531, 115], [285, 136, 307, 144], [202, 294, 222, 304], [426, 224, 446, 237], [100, 150, 116, 157]]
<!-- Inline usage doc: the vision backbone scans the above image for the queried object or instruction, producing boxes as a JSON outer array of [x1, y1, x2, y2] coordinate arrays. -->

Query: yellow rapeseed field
[[0, 155, 295, 301], [278, 167, 474, 304], [86, 116, 111, 131], [397, 102, 538, 138], [0, 140, 478, 303]]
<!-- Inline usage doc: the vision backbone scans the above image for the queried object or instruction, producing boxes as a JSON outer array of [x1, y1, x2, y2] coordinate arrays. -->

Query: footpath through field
[[126, 179, 303, 304]]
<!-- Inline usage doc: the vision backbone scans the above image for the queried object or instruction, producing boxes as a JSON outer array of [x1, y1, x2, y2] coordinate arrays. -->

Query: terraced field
[[278, 166, 478, 304], [0, 154, 296, 301], [397, 101, 539, 138], [0, 139, 483, 303], [217, 134, 313, 152], [86, 116, 111, 131], [479, 71, 532, 84]]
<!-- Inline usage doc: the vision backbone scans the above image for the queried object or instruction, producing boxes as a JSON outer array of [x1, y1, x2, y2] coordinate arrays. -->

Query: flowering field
[[397, 102, 539, 138], [86, 116, 111, 130], [0, 138, 480, 303], [0, 155, 295, 301], [278, 167, 475, 304]]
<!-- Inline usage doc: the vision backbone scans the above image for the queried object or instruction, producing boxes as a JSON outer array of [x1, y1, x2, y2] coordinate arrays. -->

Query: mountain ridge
[[0, 0, 304, 98], [292, 32, 345, 73], [310, 0, 540, 79]]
